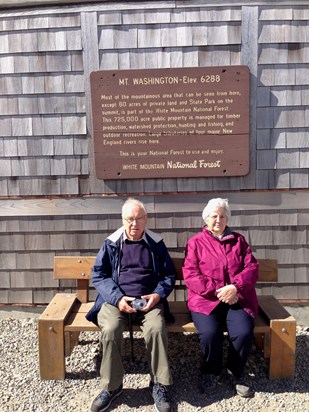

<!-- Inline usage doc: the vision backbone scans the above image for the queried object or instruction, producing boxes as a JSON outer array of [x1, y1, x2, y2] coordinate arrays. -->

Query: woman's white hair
[[202, 198, 231, 223]]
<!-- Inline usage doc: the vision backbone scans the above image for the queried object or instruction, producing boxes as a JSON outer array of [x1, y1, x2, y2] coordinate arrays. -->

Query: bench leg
[[38, 318, 66, 380], [269, 317, 296, 379], [255, 331, 270, 359], [65, 331, 81, 357]]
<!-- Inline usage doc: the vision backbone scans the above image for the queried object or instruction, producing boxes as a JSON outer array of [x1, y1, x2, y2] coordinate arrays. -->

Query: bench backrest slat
[[258, 259, 278, 282], [171, 257, 277, 282], [54, 256, 277, 283], [54, 256, 95, 280]]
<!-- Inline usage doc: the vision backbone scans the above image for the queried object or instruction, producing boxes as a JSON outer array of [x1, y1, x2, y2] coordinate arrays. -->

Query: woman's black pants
[[191, 302, 254, 378]]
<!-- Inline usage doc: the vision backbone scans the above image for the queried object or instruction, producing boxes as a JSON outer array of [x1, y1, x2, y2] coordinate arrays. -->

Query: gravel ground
[[0, 317, 308, 412]]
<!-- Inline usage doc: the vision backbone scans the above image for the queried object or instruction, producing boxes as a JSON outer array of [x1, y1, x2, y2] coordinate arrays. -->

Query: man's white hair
[[122, 198, 147, 217]]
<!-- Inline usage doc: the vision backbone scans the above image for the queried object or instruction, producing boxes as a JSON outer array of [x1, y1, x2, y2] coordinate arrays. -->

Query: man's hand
[[140, 293, 160, 311], [216, 284, 238, 305], [116, 296, 135, 313]]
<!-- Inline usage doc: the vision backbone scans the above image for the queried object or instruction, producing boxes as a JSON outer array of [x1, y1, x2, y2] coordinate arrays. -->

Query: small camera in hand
[[131, 298, 147, 311]]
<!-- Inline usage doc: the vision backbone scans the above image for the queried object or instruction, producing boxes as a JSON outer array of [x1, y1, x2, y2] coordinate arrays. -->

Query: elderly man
[[87, 198, 176, 412]]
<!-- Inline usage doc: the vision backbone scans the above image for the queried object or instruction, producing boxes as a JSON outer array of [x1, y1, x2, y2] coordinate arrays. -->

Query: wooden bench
[[38, 256, 296, 381]]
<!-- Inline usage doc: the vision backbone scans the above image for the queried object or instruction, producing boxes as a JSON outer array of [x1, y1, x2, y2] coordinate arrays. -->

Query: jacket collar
[[107, 226, 162, 244], [203, 226, 234, 241]]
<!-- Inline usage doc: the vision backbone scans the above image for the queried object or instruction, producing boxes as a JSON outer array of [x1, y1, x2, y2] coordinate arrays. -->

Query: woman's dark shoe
[[227, 370, 254, 398], [200, 373, 222, 393], [234, 376, 254, 398]]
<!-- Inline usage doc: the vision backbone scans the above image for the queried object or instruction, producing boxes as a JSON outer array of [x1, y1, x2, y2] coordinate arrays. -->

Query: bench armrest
[[38, 293, 77, 380]]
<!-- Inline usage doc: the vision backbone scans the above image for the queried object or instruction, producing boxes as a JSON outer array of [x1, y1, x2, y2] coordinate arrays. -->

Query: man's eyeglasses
[[123, 216, 145, 225]]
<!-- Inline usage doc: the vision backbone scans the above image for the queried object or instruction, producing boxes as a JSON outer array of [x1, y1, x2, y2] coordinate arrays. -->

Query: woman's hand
[[216, 284, 238, 305]]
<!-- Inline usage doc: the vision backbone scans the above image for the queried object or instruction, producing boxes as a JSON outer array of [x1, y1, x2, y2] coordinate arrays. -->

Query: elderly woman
[[183, 198, 258, 398]]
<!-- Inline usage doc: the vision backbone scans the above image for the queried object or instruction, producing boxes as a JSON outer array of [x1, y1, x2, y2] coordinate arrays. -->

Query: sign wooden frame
[[90, 66, 250, 180]]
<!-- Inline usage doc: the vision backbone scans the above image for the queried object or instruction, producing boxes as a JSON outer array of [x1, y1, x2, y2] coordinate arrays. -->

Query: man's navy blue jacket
[[86, 227, 176, 325]]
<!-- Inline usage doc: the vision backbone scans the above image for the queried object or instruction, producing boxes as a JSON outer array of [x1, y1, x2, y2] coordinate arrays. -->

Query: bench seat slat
[[63, 300, 269, 335]]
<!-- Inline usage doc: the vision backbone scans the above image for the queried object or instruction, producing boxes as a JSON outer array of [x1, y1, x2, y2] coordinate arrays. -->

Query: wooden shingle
[[98, 11, 122, 25], [259, 22, 284, 43], [40, 138, 54, 156], [259, 8, 293, 21], [0, 33, 9, 53], [269, 170, 290, 189], [54, 137, 74, 155], [257, 107, 274, 128], [0, 138, 4, 156], [3, 138, 18, 156], [0, 252, 17, 270], [11, 117, 32, 136], [62, 115, 86, 135], [0, 271, 10, 288], [0, 159, 12, 177], [0, 55, 14, 73], [46, 52, 72, 71], [294, 266, 309, 283], [270, 130, 286, 149], [161, 178, 178, 193], [1, 76, 22, 94], [22, 75, 45, 93], [71, 52, 83, 71], [33, 116, 62, 136], [300, 151, 309, 167], [7, 180, 20, 196], [138, 25, 162, 48], [64, 73, 85, 92], [50, 158, 66, 175], [73, 136, 88, 155], [40, 270, 59, 287], [8, 289, 33, 304], [176, 25, 192, 46], [66, 28, 82, 50], [14, 55, 32, 73], [297, 284, 309, 300], [277, 149, 299, 169], [18, 96, 39, 115], [274, 66, 296, 86], [145, 10, 171, 24], [37, 158, 52, 176], [60, 176, 79, 194], [290, 170, 309, 188], [11, 271, 41, 288], [66, 157, 81, 175]]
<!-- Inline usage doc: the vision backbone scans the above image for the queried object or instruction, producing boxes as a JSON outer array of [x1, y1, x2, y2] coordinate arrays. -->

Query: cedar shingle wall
[[0, 1, 308, 304]]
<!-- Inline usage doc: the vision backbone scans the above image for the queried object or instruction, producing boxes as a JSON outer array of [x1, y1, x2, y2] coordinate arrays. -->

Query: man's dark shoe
[[91, 384, 123, 412], [149, 382, 172, 412]]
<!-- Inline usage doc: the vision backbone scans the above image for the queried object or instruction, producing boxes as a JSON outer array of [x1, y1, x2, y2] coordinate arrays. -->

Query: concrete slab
[[283, 304, 309, 326], [0, 305, 44, 320]]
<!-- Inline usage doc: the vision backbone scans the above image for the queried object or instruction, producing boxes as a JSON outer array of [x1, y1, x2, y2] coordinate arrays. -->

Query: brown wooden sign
[[90, 66, 250, 180]]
